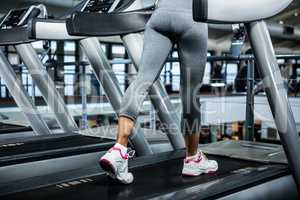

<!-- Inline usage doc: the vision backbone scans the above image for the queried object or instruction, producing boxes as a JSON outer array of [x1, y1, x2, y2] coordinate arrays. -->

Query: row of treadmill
[[0, 0, 299, 199]]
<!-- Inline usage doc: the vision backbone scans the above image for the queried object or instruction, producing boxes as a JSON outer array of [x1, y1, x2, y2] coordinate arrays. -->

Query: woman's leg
[[177, 23, 208, 157], [179, 23, 218, 177], [100, 25, 173, 184], [117, 26, 173, 147], [116, 117, 134, 147]]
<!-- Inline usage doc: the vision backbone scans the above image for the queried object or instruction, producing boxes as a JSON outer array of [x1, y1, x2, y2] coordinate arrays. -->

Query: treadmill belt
[[1, 155, 288, 200], [0, 122, 31, 134], [0, 135, 114, 166]]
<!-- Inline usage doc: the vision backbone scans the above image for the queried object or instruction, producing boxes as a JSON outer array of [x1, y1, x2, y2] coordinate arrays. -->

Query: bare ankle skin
[[116, 117, 134, 147], [185, 133, 200, 157]]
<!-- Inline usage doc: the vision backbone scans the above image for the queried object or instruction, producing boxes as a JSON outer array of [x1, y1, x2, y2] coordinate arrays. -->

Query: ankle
[[114, 143, 128, 155], [186, 151, 199, 158], [116, 136, 129, 147], [186, 153, 198, 160]]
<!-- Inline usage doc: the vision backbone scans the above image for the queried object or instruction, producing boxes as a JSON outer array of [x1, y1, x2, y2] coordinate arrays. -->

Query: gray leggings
[[119, 0, 208, 134]]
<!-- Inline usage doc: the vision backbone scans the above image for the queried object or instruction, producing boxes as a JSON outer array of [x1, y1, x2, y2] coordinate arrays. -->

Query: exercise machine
[[0, 5, 115, 184], [193, 0, 300, 190], [0, 0, 299, 199], [30, 0, 185, 155]]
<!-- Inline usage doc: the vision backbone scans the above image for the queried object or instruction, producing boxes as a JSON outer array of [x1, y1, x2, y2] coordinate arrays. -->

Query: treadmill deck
[[0, 135, 114, 166], [0, 151, 289, 200]]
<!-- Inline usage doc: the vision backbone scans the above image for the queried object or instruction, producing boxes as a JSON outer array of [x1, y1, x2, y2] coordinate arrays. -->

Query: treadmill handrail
[[193, 0, 293, 23], [66, 11, 151, 37]]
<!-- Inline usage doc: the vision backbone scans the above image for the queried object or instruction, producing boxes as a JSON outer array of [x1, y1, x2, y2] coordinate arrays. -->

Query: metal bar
[[15, 43, 78, 133], [0, 50, 51, 135], [80, 64, 88, 129], [162, 55, 300, 62], [205, 54, 300, 62], [246, 20, 300, 190], [245, 59, 255, 141], [56, 53, 300, 66], [122, 33, 185, 150], [79, 37, 153, 156]]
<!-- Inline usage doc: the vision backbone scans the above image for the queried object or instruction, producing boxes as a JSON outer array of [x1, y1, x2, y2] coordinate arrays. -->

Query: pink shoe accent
[[99, 159, 116, 174], [108, 147, 129, 160], [184, 154, 203, 164]]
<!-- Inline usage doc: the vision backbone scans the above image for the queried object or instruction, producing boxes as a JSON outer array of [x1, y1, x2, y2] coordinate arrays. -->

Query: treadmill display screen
[[0, 8, 30, 28], [82, 0, 116, 13]]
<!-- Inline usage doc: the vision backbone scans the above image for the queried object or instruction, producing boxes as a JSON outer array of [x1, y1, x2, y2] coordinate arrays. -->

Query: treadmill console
[[0, 7, 32, 28], [0, 5, 46, 29], [81, 0, 118, 13]]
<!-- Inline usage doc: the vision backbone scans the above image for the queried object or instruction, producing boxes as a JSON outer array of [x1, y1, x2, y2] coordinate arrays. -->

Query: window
[[203, 63, 211, 85], [277, 59, 285, 64], [226, 63, 238, 84], [64, 52, 76, 96], [50, 41, 57, 51], [297, 68, 300, 82], [110, 44, 127, 92], [101, 44, 107, 53], [0, 79, 6, 98], [171, 62, 180, 91], [31, 41, 43, 49], [297, 68, 300, 76], [65, 42, 75, 52], [8, 54, 19, 64], [112, 64, 125, 92], [21, 67, 34, 95], [112, 45, 125, 57], [35, 87, 42, 97]]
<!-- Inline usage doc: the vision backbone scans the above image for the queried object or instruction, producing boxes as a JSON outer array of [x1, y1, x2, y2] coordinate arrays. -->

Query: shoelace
[[127, 148, 135, 158], [119, 149, 135, 174], [199, 151, 209, 161]]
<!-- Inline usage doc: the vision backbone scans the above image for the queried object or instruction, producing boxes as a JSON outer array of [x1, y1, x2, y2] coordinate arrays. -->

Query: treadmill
[[0, 0, 299, 199], [0, 122, 31, 134], [0, 5, 114, 183]]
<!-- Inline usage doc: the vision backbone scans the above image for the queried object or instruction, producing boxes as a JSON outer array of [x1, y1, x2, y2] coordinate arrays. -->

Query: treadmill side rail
[[66, 12, 151, 37], [30, 19, 84, 41], [193, 0, 293, 23], [247, 20, 300, 190], [79, 38, 153, 156], [0, 27, 33, 45], [0, 51, 51, 135], [15, 44, 79, 133]]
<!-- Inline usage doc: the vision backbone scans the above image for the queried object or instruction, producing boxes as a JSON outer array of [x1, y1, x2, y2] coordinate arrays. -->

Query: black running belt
[[0, 135, 114, 166], [0, 123, 31, 134], [0, 153, 289, 200], [66, 12, 151, 36]]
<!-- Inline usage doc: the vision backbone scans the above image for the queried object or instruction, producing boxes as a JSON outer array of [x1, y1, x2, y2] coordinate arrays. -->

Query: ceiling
[[271, 0, 300, 27], [0, 0, 299, 53]]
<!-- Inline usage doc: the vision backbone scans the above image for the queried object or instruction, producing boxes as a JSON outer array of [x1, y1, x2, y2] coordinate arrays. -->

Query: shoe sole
[[99, 159, 132, 184], [99, 159, 116, 178], [182, 167, 218, 177]]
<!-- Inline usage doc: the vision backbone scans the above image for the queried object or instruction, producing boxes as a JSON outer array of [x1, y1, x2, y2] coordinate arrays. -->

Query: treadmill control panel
[[0, 7, 31, 28], [0, 5, 44, 29], [81, 0, 117, 13]]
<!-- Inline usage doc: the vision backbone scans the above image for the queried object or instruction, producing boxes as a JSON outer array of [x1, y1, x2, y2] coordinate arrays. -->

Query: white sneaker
[[99, 146, 135, 184], [182, 151, 218, 176]]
